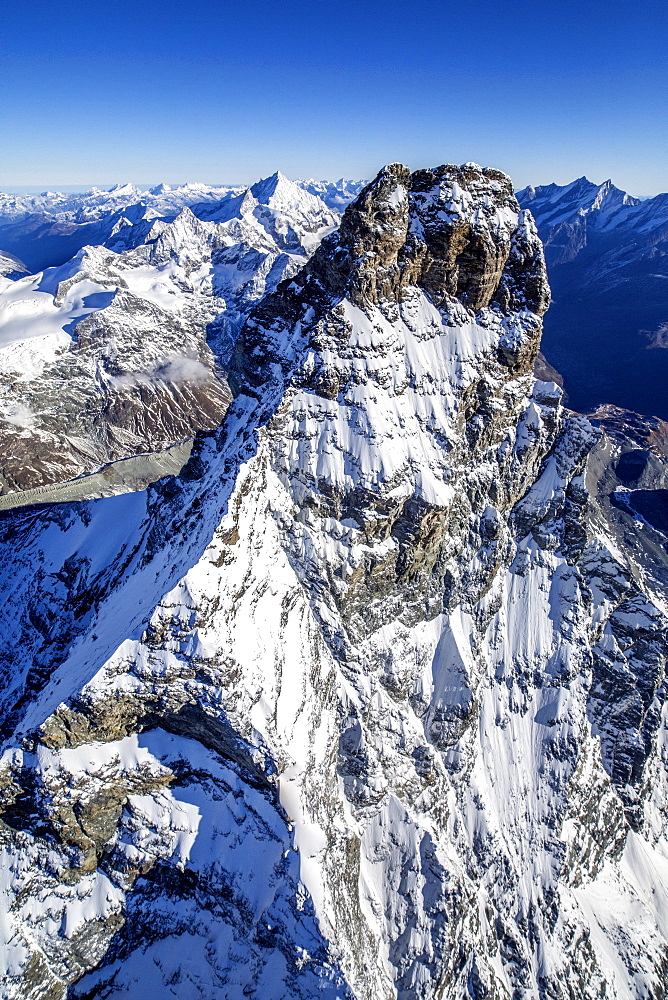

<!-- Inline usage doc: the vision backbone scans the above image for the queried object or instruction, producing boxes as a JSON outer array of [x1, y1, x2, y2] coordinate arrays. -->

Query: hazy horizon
[[0, 172, 663, 201]]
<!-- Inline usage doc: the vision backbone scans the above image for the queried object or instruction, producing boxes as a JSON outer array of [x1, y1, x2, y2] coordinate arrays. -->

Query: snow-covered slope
[[0, 161, 667, 999], [517, 177, 668, 419], [0, 249, 28, 278], [0, 175, 337, 491]]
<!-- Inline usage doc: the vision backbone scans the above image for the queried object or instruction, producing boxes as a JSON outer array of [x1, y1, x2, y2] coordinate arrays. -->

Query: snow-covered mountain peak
[[197, 187, 259, 225], [142, 205, 221, 258], [584, 177, 639, 218], [0, 169, 348, 491], [250, 168, 293, 202], [106, 182, 142, 196], [251, 169, 334, 219], [239, 171, 339, 252], [0, 174, 339, 273], [516, 175, 668, 418], [516, 175, 642, 236], [248, 170, 312, 211], [233, 160, 548, 511], [237, 187, 259, 214]]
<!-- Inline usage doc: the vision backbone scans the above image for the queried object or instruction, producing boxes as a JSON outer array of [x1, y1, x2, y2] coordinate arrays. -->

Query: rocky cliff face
[[1, 162, 667, 1000]]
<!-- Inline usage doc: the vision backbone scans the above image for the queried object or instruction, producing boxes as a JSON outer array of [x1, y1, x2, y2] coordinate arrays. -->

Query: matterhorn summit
[[0, 161, 666, 1000]]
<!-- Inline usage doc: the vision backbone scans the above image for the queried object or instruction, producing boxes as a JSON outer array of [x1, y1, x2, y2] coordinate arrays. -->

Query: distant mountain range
[[517, 177, 668, 420], [0, 172, 345, 490], [0, 175, 364, 274]]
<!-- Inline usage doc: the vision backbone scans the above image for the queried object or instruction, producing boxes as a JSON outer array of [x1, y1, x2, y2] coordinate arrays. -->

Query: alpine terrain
[[517, 178, 668, 420], [0, 162, 667, 1000], [0, 172, 338, 492]]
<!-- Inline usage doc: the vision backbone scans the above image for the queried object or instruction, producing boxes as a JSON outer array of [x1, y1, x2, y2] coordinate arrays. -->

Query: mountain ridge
[[517, 174, 668, 420]]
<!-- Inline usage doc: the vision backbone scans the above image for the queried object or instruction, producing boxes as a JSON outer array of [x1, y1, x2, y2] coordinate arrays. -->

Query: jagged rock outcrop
[[0, 162, 667, 1000]]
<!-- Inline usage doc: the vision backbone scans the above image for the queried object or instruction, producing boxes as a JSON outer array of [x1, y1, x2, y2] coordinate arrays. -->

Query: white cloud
[[0, 402, 35, 428], [109, 354, 212, 389]]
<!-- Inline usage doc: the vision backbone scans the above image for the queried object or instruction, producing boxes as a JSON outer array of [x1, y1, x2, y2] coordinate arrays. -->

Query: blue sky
[[1, 0, 666, 194]]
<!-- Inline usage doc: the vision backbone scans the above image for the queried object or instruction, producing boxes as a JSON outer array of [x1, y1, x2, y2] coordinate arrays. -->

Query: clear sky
[[1, 0, 666, 194]]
